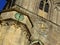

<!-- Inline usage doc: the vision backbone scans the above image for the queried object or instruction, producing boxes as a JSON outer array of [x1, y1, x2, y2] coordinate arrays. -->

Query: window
[[46, 0, 48, 2], [39, 0, 49, 13], [7, 0, 16, 8], [44, 3, 49, 12], [39, 1, 44, 10], [11, 0, 16, 7]]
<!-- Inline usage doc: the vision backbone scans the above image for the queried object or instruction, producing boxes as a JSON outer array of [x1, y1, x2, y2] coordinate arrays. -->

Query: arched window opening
[[39, 1, 44, 10], [44, 3, 49, 12]]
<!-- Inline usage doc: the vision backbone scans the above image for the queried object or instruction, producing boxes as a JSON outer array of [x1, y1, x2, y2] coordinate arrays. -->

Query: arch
[[30, 40, 44, 45], [39, 0, 44, 10], [44, 3, 49, 12]]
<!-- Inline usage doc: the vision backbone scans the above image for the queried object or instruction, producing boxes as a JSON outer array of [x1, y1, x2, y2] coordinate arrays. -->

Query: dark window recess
[[46, 0, 48, 2], [10, 0, 16, 7], [44, 3, 49, 12], [7, 0, 16, 8], [39, 1, 44, 10]]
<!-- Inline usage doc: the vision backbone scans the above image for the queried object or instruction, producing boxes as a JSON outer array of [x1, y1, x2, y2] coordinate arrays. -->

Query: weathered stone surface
[[0, 0, 60, 45], [0, 20, 30, 45]]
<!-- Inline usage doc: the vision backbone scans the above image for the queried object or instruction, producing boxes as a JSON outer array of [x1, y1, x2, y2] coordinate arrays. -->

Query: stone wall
[[0, 20, 30, 45], [15, 0, 60, 45]]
